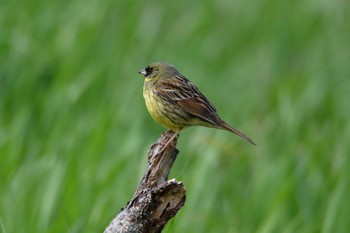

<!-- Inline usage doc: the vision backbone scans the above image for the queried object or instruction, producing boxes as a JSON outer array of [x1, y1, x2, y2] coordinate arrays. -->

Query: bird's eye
[[145, 67, 153, 76]]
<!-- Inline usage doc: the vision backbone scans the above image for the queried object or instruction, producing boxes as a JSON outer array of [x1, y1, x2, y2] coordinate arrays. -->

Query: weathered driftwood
[[104, 130, 186, 233]]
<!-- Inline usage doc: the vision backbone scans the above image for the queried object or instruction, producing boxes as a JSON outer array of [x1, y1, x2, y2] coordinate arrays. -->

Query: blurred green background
[[1, 0, 350, 232]]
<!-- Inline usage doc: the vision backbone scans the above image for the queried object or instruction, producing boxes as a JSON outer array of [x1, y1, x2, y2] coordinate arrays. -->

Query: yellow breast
[[143, 84, 182, 131]]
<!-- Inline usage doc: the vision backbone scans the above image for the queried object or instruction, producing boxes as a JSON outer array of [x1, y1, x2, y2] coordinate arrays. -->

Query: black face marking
[[145, 66, 153, 77]]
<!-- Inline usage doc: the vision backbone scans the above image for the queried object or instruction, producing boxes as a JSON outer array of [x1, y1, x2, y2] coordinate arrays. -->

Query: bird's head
[[138, 62, 179, 83]]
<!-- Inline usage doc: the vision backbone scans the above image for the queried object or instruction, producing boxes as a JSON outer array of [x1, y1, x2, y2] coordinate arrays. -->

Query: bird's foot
[[158, 131, 179, 153]]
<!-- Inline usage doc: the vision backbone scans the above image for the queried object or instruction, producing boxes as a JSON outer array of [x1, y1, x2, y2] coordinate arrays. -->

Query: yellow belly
[[143, 87, 183, 131]]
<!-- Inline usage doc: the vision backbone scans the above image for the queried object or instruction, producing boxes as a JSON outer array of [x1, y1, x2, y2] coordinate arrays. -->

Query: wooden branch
[[104, 130, 186, 233]]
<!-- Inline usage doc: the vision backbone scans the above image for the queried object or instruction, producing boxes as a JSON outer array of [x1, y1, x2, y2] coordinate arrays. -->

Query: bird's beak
[[138, 69, 147, 76]]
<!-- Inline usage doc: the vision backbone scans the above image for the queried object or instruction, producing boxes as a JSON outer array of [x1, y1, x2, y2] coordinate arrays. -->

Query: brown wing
[[157, 75, 220, 126]]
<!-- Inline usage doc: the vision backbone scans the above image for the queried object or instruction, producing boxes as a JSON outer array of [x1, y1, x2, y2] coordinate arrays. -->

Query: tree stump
[[104, 130, 186, 233]]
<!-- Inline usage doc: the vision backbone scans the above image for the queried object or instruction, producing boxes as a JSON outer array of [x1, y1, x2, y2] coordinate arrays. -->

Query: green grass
[[1, 0, 350, 232]]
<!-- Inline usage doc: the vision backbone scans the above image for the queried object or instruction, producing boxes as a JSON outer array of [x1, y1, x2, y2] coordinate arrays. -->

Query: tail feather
[[219, 121, 256, 146]]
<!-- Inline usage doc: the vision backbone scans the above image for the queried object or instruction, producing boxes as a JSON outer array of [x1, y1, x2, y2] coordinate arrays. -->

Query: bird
[[138, 62, 256, 150]]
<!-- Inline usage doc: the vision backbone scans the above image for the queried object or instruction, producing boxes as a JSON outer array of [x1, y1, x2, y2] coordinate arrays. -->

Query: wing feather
[[156, 75, 219, 126]]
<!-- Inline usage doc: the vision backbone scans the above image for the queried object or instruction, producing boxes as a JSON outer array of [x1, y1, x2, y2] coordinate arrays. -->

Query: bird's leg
[[159, 130, 179, 153]]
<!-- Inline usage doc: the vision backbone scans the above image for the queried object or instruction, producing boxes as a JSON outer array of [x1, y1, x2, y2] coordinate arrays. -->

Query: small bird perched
[[139, 62, 256, 148]]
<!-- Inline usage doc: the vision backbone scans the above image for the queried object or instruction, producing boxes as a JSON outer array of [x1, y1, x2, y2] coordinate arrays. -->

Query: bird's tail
[[219, 120, 256, 146]]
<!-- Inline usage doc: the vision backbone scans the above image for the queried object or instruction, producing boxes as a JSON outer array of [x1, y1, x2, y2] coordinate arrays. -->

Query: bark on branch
[[104, 130, 186, 233]]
